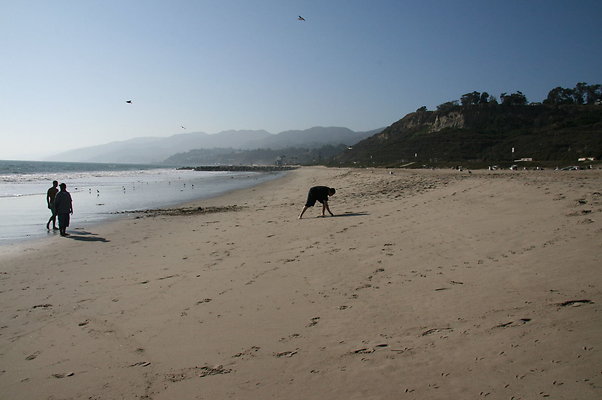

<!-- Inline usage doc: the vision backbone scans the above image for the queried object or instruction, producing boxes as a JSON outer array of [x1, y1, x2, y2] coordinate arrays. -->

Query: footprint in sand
[[494, 318, 531, 328], [25, 351, 41, 360], [232, 346, 261, 359], [556, 299, 593, 307], [352, 344, 388, 355], [275, 350, 298, 358], [421, 327, 453, 336], [52, 372, 75, 378], [198, 365, 232, 377]]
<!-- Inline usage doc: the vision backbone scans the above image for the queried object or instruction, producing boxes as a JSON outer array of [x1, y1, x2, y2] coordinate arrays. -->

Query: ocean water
[[0, 160, 283, 246]]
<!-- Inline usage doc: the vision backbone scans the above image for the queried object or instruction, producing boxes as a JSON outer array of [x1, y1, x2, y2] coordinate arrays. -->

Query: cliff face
[[430, 112, 465, 132], [375, 111, 465, 141], [335, 105, 602, 165]]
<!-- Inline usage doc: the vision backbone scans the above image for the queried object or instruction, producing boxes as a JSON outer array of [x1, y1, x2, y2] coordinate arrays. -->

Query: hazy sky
[[1, 0, 601, 160]]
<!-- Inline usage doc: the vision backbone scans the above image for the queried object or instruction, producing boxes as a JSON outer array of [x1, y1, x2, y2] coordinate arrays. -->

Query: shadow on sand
[[332, 212, 369, 217], [66, 230, 110, 243]]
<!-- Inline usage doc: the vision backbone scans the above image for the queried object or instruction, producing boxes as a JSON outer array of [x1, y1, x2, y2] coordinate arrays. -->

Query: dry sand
[[0, 166, 601, 400]]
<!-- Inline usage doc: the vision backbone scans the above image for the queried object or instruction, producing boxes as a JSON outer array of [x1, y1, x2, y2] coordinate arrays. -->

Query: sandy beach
[[1, 166, 600, 400]]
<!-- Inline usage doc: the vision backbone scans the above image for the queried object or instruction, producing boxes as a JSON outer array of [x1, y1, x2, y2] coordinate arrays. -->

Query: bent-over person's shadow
[[332, 212, 369, 217], [66, 230, 110, 243]]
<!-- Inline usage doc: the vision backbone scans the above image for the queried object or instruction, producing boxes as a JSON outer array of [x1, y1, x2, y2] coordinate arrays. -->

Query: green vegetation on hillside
[[332, 83, 602, 167]]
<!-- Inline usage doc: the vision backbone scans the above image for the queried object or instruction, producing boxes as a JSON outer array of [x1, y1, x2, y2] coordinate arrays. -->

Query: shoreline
[[178, 165, 298, 172], [0, 169, 289, 251], [0, 166, 600, 399]]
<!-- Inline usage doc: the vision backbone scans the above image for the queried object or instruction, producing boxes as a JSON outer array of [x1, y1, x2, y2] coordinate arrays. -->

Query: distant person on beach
[[54, 183, 73, 237], [46, 180, 59, 230], [298, 186, 336, 219]]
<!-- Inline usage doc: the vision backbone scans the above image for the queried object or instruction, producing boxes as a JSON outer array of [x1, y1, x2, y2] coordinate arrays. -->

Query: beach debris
[[116, 205, 244, 217], [306, 317, 320, 327], [198, 365, 232, 377], [130, 361, 151, 367], [157, 274, 178, 280], [196, 298, 212, 305], [557, 299, 593, 307], [32, 304, 52, 309], [78, 320, 90, 327]]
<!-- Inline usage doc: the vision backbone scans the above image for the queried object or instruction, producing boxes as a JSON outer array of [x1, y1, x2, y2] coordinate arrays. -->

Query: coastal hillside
[[164, 145, 347, 166], [333, 104, 602, 166]]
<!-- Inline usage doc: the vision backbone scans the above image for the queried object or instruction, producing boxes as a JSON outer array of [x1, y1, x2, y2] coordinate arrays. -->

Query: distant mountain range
[[47, 127, 382, 164]]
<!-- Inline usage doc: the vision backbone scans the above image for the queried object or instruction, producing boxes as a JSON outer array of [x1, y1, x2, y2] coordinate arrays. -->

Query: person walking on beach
[[46, 180, 59, 230], [298, 186, 336, 219], [54, 183, 73, 237]]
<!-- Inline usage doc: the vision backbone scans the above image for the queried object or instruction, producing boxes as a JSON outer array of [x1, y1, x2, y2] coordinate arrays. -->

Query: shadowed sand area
[[0, 166, 601, 399]]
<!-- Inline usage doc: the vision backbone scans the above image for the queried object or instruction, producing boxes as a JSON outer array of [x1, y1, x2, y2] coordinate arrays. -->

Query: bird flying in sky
[[126, 100, 132, 104], [181, 126, 186, 129], [298, 16, 305, 21]]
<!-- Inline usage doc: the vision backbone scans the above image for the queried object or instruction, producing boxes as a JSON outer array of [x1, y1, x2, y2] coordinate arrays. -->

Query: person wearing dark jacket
[[298, 186, 335, 219], [54, 183, 73, 237]]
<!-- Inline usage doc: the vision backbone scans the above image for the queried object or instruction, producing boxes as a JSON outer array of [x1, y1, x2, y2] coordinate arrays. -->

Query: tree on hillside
[[459, 91, 494, 106], [479, 92, 492, 104], [437, 100, 459, 112], [460, 91, 481, 106], [544, 86, 577, 104], [543, 82, 602, 105], [574, 82, 588, 104], [585, 84, 602, 104], [500, 91, 527, 106]]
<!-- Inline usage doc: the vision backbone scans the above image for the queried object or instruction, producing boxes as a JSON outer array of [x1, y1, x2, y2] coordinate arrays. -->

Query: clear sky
[[1, 0, 601, 160]]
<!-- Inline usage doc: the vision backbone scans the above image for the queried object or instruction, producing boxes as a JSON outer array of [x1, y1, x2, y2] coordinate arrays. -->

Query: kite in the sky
[[181, 126, 186, 129], [298, 15, 306, 21], [126, 100, 132, 104]]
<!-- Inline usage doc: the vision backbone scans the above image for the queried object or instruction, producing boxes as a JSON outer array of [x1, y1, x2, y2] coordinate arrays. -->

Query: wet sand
[[0, 166, 600, 399]]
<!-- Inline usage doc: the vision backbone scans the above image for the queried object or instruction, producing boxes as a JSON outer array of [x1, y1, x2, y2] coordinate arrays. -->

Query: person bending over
[[298, 186, 336, 219]]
